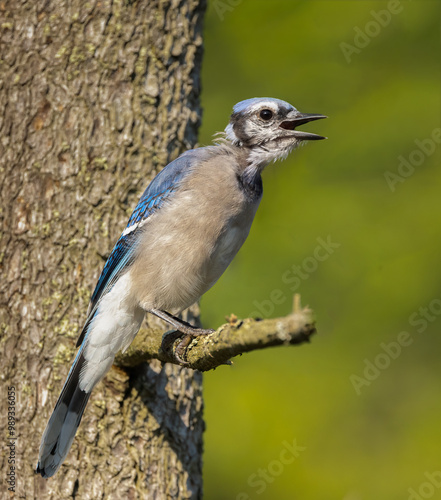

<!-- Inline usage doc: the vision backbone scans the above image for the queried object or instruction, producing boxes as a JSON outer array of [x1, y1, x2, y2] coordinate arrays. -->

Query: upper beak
[[279, 112, 327, 141]]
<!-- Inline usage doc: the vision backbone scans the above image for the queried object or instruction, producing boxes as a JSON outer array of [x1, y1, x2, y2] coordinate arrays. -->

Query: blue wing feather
[[76, 150, 197, 347]]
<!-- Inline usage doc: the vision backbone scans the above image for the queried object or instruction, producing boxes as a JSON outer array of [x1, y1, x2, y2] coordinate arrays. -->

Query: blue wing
[[76, 150, 198, 347]]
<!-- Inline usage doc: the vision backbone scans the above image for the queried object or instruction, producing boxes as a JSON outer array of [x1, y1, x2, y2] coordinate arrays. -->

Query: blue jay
[[36, 97, 326, 477]]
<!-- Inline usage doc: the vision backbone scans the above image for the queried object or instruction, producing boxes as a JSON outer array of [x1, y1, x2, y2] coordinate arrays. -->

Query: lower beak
[[279, 112, 327, 141]]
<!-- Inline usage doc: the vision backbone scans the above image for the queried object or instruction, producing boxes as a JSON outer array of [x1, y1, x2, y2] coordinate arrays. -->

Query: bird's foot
[[162, 327, 215, 366], [150, 308, 215, 365]]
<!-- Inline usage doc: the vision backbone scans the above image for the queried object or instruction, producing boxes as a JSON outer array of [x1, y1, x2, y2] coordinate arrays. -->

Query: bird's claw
[[162, 328, 215, 366]]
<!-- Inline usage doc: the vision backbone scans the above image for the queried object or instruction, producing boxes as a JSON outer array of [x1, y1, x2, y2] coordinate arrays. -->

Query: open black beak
[[279, 112, 327, 141]]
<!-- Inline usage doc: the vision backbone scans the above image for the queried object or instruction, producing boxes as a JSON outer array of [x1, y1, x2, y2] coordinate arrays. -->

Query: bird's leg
[[148, 308, 215, 365], [149, 308, 215, 336]]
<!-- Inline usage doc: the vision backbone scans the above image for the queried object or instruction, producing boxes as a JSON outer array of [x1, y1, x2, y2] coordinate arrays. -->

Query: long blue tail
[[36, 350, 90, 478]]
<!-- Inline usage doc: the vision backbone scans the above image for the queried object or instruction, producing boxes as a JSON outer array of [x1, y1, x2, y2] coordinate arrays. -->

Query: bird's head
[[224, 97, 326, 168]]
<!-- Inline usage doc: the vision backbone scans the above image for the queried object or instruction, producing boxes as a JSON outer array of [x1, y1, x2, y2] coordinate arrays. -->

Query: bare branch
[[115, 295, 316, 372]]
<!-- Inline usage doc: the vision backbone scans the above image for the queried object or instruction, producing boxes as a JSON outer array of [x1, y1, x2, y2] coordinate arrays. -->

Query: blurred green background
[[197, 1, 441, 499]]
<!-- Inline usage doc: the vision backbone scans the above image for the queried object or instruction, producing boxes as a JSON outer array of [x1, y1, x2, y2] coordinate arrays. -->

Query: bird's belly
[[145, 222, 251, 313], [131, 190, 259, 313], [204, 222, 250, 288]]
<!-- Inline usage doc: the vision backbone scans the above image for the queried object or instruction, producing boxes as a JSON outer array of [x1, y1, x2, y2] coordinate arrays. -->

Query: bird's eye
[[259, 109, 273, 121]]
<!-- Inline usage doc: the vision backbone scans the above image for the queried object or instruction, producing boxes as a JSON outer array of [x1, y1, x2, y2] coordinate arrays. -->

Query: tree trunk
[[0, 0, 206, 498]]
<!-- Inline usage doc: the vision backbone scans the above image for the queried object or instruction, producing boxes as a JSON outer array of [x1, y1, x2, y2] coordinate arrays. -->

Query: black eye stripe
[[259, 109, 273, 120]]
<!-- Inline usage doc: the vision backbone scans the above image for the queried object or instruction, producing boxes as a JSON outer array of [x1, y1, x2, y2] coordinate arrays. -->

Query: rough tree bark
[[0, 1, 206, 498]]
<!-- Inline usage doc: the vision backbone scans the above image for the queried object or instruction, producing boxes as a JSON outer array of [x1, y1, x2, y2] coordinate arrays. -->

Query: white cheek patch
[[247, 140, 299, 169], [223, 99, 301, 167]]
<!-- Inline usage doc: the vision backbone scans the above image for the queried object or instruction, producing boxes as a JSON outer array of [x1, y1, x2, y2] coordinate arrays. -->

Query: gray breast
[[130, 150, 262, 313], [205, 201, 258, 289]]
